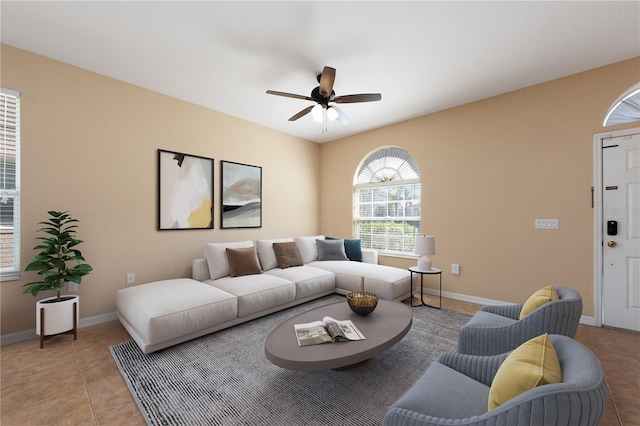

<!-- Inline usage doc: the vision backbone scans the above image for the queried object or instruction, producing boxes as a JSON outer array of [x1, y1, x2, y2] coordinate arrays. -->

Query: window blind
[[1, 88, 21, 279]]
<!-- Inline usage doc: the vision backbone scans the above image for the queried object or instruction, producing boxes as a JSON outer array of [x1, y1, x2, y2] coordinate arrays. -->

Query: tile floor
[[1, 295, 638, 425]]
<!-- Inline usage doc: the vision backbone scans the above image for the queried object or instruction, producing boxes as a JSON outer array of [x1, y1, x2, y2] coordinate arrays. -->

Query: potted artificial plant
[[24, 211, 93, 348]]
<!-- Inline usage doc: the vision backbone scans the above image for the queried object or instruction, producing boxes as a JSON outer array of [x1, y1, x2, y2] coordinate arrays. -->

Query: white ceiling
[[1, 1, 639, 143]]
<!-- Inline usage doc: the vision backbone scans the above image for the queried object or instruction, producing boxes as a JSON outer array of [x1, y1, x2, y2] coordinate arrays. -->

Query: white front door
[[602, 133, 640, 331]]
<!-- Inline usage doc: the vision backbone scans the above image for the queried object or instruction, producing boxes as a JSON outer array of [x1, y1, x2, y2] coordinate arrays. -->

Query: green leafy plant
[[24, 211, 93, 301]]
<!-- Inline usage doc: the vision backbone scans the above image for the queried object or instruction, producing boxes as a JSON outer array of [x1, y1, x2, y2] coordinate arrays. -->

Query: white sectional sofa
[[116, 235, 411, 353]]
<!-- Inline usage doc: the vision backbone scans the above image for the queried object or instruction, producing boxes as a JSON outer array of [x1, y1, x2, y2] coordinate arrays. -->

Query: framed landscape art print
[[221, 160, 262, 229], [157, 149, 214, 230]]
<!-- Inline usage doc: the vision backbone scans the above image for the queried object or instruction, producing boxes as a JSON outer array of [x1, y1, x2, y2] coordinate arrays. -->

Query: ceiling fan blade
[[266, 90, 313, 101], [329, 105, 350, 125], [319, 66, 336, 97], [288, 105, 315, 121], [333, 93, 382, 103]]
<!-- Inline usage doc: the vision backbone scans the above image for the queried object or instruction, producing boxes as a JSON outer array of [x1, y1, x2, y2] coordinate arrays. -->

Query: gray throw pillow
[[316, 238, 348, 261]]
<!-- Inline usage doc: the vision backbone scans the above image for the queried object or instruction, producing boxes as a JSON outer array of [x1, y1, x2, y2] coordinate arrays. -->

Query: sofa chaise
[[116, 235, 411, 353]]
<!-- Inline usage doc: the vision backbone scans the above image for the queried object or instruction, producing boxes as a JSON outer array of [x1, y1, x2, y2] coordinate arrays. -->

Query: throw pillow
[[326, 237, 363, 262], [226, 246, 263, 277], [255, 238, 294, 271], [273, 241, 304, 268], [519, 285, 559, 319], [488, 333, 562, 410], [294, 235, 325, 264], [316, 238, 348, 261], [205, 240, 254, 280]]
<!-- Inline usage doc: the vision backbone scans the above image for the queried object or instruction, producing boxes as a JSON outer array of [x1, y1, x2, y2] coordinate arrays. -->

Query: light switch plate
[[535, 219, 559, 229]]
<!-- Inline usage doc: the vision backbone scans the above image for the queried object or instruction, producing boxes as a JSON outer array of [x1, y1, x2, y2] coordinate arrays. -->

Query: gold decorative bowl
[[347, 291, 379, 315]]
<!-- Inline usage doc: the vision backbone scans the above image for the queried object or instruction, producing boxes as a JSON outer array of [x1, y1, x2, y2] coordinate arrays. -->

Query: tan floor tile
[[2, 361, 85, 405], [80, 353, 121, 385], [1, 384, 92, 425], [616, 400, 640, 426], [573, 324, 594, 349], [86, 374, 137, 419], [95, 402, 146, 426], [600, 398, 621, 426]]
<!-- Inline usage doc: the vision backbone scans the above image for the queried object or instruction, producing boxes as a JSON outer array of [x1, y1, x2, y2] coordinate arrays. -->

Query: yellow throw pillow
[[519, 285, 559, 319], [488, 333, 562, 410]]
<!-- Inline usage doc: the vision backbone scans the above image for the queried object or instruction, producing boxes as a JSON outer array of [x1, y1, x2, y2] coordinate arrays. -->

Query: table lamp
[[415, 235, 435, 271]]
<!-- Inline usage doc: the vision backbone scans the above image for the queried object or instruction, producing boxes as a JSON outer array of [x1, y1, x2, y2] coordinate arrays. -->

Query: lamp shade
[[415, 235, 435, 271], [415, 236, 435, 256]]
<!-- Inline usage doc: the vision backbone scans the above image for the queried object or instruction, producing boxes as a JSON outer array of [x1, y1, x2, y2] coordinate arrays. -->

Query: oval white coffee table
[[264, 299, 412, 371]]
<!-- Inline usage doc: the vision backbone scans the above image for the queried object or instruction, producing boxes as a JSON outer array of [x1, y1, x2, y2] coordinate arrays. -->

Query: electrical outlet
[[451, 264, 460, 275], [68, 281, 78, 292], [127, 273, 135, 284]]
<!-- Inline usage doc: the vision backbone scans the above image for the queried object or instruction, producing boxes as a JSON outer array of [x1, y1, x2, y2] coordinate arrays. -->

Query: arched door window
[[353, 147, 421, 256], [604, 82, 640, 126]]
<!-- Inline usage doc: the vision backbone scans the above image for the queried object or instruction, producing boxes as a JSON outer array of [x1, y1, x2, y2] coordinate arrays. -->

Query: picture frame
[[157, 149, 214, 230], [221, 160, 262, 229]]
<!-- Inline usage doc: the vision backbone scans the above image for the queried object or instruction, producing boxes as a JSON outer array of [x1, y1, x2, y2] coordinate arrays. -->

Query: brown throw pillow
[[273, 241, 304, 269], [226, 246, 263, 277]]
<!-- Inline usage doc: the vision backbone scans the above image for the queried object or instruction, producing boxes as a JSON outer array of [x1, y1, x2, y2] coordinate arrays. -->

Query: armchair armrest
[[437, 351, 509, 386], [480, 303, 523, 320]]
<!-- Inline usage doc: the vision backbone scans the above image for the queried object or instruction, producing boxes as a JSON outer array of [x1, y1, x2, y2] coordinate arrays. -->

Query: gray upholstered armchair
[[458, 286, 582, 355], [382, 335, 606, 426]]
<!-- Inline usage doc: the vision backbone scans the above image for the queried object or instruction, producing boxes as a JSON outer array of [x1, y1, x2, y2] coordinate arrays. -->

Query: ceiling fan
[[266, 66, 382, 133]]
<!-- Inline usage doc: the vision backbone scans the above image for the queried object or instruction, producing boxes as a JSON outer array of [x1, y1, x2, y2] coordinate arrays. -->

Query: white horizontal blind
[[0, 88, 20, 280], [353, 147, 421, 256]]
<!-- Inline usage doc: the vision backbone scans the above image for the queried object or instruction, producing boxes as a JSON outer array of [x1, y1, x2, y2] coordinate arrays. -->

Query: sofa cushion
[[116, 278, 238, 347], [255, 238, 294, 271], [207, 274, 295, 317], [294, 235, 325, 264], [205, 240, 254, 280], [390, 361, 490, 420], [266, 265, 335, 299], [520, 285, 559, 319], [488, 333, 562, 410], [310, 260, 410, 301], [226, 246, 263, 277], [273, 241, 304, 269], [327, 237, 363, 262], [316, 238, 348, 261]]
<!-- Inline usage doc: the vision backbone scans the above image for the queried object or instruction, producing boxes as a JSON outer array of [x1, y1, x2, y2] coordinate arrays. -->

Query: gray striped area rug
[[110, 295, 470, 425]]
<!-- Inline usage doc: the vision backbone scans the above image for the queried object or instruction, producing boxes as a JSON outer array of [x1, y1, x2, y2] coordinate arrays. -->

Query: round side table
[[408, 266, 442, 309]]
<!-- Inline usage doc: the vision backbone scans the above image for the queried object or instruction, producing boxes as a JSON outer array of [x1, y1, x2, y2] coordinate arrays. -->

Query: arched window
[[353, 147, 421, 256], [603, 82, 640, 126]]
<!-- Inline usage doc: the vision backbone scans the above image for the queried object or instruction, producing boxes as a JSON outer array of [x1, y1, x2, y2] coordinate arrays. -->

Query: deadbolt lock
[[607, 241, 617, 248]]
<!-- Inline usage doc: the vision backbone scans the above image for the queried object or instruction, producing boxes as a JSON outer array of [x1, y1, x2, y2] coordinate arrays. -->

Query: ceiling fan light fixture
[[311, 104, 323, 123], [327, 106, 339, 122]]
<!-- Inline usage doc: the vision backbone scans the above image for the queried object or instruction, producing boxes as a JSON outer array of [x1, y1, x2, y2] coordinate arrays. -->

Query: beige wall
[[0, 45, 321, 335], [319, 57, 640, 316], [1, 43, 638, 336]]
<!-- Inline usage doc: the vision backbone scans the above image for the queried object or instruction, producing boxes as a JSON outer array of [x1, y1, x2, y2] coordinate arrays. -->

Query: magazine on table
[[294, 316, 366, 347]]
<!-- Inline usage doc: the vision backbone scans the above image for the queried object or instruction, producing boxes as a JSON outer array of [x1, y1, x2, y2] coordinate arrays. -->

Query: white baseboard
[[2, 289, 598, 347], [419, 288, 595, 326], [0, 311, 118, 347]]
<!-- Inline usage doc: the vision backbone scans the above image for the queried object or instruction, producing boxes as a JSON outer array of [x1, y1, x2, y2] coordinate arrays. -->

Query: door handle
[[607, 241, 617, 248]]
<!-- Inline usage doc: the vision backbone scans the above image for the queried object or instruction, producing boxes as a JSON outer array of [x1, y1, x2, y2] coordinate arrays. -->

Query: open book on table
[[294, 316, 366, 347]]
